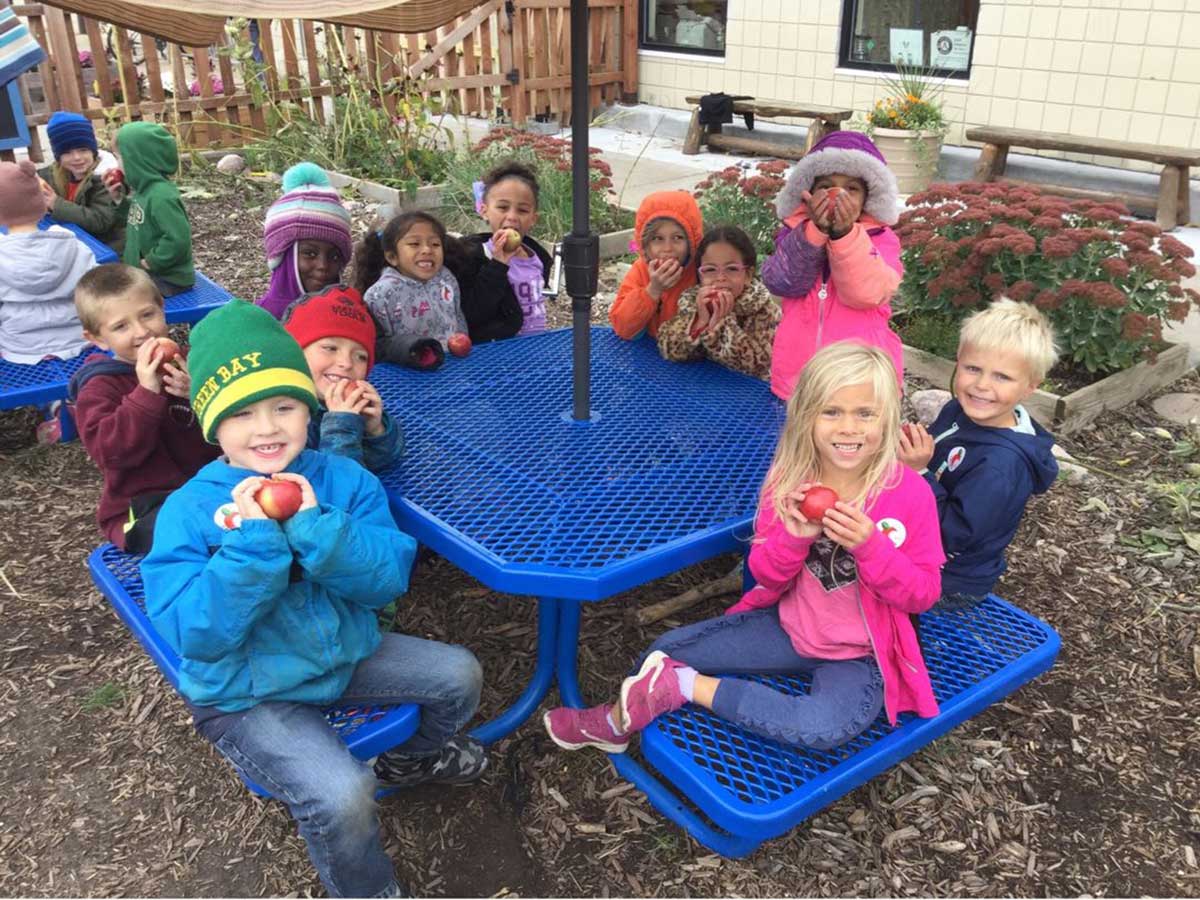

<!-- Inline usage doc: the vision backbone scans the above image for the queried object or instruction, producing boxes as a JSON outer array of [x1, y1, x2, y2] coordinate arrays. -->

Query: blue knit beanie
[[47, 111, 99, 160]]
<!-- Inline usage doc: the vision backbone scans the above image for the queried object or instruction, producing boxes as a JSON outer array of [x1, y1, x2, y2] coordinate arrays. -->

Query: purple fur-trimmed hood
[[774, 131, 900, 225]]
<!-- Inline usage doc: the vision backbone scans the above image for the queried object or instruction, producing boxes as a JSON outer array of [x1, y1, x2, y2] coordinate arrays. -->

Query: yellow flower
[[907, 92, 918, 103]]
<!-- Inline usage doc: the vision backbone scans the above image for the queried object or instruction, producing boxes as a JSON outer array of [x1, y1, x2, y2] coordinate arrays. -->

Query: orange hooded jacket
[[608, 191, 704, 340]]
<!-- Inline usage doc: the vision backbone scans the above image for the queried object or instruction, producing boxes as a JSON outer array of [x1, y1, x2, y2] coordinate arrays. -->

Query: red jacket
[[69, 356, 219, 547]]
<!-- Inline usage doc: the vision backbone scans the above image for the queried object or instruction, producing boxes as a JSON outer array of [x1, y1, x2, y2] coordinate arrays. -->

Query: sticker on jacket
[[805, 537, 858, 592], [876, 517, 907, 548], [214, 502, 242, 531], [947, 446, 966, 471]]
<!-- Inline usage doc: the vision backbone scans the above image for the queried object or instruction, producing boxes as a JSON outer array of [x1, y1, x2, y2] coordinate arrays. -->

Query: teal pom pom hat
[[263, 162, 353, 271]]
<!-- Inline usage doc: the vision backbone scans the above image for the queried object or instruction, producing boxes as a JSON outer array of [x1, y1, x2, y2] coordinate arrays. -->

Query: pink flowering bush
[[693, 159, 789, 258], [897, 182, 1199, 374], [439, 128, 629, 242]]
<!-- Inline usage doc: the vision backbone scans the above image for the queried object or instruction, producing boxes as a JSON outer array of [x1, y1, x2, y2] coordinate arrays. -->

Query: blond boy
[[898, 298, 1060, 606]]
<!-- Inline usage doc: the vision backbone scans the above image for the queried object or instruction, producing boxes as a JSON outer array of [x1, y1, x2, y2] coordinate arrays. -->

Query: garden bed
[[903, 340, 1192, 434]]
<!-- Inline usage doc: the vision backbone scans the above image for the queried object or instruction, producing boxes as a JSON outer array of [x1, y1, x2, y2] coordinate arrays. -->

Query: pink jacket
[[762, 215, 904, 401], [728, 465, 945, 725]]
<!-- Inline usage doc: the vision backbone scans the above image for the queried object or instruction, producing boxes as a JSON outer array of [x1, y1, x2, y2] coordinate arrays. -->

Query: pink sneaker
[[543, 704, 630, 753], [619, 651, 688, 733]]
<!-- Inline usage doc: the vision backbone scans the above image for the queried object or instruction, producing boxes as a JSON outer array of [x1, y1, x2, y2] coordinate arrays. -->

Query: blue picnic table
[[0, 217, 119, 264], [366, 326, 1060, 856]]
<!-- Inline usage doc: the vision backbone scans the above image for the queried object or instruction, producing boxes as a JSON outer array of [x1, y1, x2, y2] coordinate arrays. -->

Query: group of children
[[6, 119, 1064, 895]]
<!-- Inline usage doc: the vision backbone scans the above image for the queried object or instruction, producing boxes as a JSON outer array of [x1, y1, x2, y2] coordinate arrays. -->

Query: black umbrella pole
[[566, 0, 599, 421]]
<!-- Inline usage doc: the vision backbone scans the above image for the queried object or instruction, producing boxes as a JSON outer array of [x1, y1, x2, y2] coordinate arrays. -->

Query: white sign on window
[[889, 28, 924, 65], [931, 27, 972, 70]]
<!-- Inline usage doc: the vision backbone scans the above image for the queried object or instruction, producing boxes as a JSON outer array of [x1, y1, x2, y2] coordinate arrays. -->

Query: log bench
[[683, 96, 853, 159], [966, 126, 1200, 230]]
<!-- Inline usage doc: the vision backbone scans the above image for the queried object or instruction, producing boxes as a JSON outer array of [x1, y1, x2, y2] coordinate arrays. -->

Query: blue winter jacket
[[924, 399, 1058, 598], [307, 406, 404, 472], [141, 449, 416, 711]]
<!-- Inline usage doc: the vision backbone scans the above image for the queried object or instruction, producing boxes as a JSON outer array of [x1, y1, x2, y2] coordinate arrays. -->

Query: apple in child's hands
[[500, 228, 522, 252], [799, 485, 840, 521], [103, 168, 124, 188], [254, 478, 304, 521], [155, 337, 181, 370], [416, 346, 438, 367], [447, 333, 472, 358]]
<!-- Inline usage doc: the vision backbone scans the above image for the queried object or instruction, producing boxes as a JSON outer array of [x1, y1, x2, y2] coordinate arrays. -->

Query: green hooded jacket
[[38, 161, 127, 253], [116, 122, 194, 288]]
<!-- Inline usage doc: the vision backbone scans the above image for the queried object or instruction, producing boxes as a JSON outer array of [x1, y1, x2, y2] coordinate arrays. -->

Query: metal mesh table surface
[[640, 596, 1060, 841], [88, 545, 420, 761], [0, 218, 118, 263], [0, 273, 230, 411], [371, 328, 785, 600]]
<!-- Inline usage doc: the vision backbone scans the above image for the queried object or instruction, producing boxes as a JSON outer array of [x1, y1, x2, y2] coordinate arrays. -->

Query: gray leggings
[[641, 607, 884, 751]]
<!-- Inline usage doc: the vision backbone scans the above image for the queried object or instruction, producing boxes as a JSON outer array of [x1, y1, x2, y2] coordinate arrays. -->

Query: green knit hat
[[189, 299, 320, 443]]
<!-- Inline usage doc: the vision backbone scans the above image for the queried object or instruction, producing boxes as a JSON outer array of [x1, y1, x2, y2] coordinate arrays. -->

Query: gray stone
[[216, 153, 245, 175], [1152, 392, 1200, 426], [910, 389, 952, 426]]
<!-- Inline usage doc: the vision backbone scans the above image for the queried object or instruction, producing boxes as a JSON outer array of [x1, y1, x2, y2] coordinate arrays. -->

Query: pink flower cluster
[[693, 161, 787, 202], [473, 128, 614, 190]]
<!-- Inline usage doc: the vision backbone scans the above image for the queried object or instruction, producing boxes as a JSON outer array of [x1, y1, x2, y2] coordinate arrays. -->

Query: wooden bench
[[966, 126, 1200, 230], [683, 96, 853, 159]]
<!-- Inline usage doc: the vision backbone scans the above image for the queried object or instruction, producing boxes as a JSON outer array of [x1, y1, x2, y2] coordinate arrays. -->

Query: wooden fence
[[10, 0, 638, 161]]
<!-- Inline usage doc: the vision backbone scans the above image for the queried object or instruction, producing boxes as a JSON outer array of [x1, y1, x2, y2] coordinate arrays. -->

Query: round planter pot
[[871, 127, 943, 194]]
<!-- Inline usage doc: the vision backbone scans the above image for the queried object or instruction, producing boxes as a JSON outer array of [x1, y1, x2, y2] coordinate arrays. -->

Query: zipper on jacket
[[816, 276, 827, 347]]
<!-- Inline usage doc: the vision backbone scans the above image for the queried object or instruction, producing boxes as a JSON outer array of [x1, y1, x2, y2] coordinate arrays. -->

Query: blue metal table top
[[371, 327, 785, 601], [0, 217, 119, 264]]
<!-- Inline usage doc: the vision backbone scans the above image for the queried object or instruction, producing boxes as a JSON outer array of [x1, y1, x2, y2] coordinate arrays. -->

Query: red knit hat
[[281, 284, 377, 372]]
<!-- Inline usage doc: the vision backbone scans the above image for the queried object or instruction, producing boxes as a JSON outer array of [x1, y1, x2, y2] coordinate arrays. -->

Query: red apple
[[447, 333, 472, 358], [155, 337, 181, 370], [416, 346, 438, 367], [255, 478, 303, 521], [104, 168, 125, 187], [799, 485, 840, 522]]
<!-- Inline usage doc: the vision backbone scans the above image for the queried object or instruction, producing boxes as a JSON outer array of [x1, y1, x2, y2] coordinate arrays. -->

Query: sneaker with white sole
[[543, 703, 630, 753], [618, 650, 688, 733]]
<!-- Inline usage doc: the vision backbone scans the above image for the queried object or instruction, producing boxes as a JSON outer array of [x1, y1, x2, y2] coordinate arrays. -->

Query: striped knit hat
[[47, 111, 99, 159], [263, 162, 353, 271]]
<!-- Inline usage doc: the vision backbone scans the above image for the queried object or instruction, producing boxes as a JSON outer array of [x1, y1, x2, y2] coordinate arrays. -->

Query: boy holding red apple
[[141, 299, 487, 899], [69, 264, 218, 553], [281, 283, 403, 472]]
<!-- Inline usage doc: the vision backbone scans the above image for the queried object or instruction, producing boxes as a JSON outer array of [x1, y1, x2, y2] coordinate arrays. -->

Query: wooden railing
[[11, 0, 638, 160]]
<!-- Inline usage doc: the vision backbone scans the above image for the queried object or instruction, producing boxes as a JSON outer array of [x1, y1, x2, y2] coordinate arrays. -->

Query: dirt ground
[[0, 171, 1197, 898]]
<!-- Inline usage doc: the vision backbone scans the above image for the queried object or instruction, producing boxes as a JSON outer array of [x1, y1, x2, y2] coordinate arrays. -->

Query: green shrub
[[692, 160, 788, 259], [437, 128, 630, 242], [896, 182, 1200, 374]]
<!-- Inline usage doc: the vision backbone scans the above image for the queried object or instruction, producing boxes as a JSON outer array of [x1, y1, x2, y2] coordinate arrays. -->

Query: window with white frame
[[640, 0, 728, 56], [839, 0, 980, 76]]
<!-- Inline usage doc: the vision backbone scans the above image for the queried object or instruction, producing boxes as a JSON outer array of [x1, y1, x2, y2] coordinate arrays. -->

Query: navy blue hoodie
[[923, 399, 1058, 598]]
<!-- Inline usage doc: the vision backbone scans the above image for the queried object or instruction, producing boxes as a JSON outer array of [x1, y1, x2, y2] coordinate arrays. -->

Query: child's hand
[[325, 379, 370, 417], [801, 189, 833, 234], [102, 168, 125, 202], [647, 258, 682, 298], [134, 338, 166, 393], [780, 484, 825, 539], [823, 502, 875, 550], [269, 472, 319, 513], [232, 476, 269, 520], [828, 191, 856, 239], [161, 354, 191, 399], [39, 177, 56, 210], [490, 229, 523, 265], [898, 422, 934, 471], [356, 381, 386, 436], [690, 290, 713, 336], [706, 289, 734, 331]]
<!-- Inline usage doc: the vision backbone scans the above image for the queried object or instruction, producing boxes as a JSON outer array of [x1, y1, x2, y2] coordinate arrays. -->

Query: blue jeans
[[207, 633, 482, 898], [642, 607, 884, 751]]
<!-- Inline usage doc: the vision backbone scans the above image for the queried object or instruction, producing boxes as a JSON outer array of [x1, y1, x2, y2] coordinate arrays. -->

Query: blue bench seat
[[87, 545, 421, 798], [635, 597, 1060, 855]]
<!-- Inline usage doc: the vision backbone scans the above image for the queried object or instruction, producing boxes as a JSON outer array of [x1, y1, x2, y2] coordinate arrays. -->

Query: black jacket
[[449, 233, 553, 343]]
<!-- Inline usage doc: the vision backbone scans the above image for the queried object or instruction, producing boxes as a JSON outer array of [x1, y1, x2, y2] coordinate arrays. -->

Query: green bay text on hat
[[189, 299, 320, 443]]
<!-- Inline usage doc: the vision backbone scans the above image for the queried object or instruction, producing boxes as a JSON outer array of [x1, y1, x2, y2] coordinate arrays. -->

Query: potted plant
[[895, 182, 1199, 432], [863, 62, 948, 194]]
